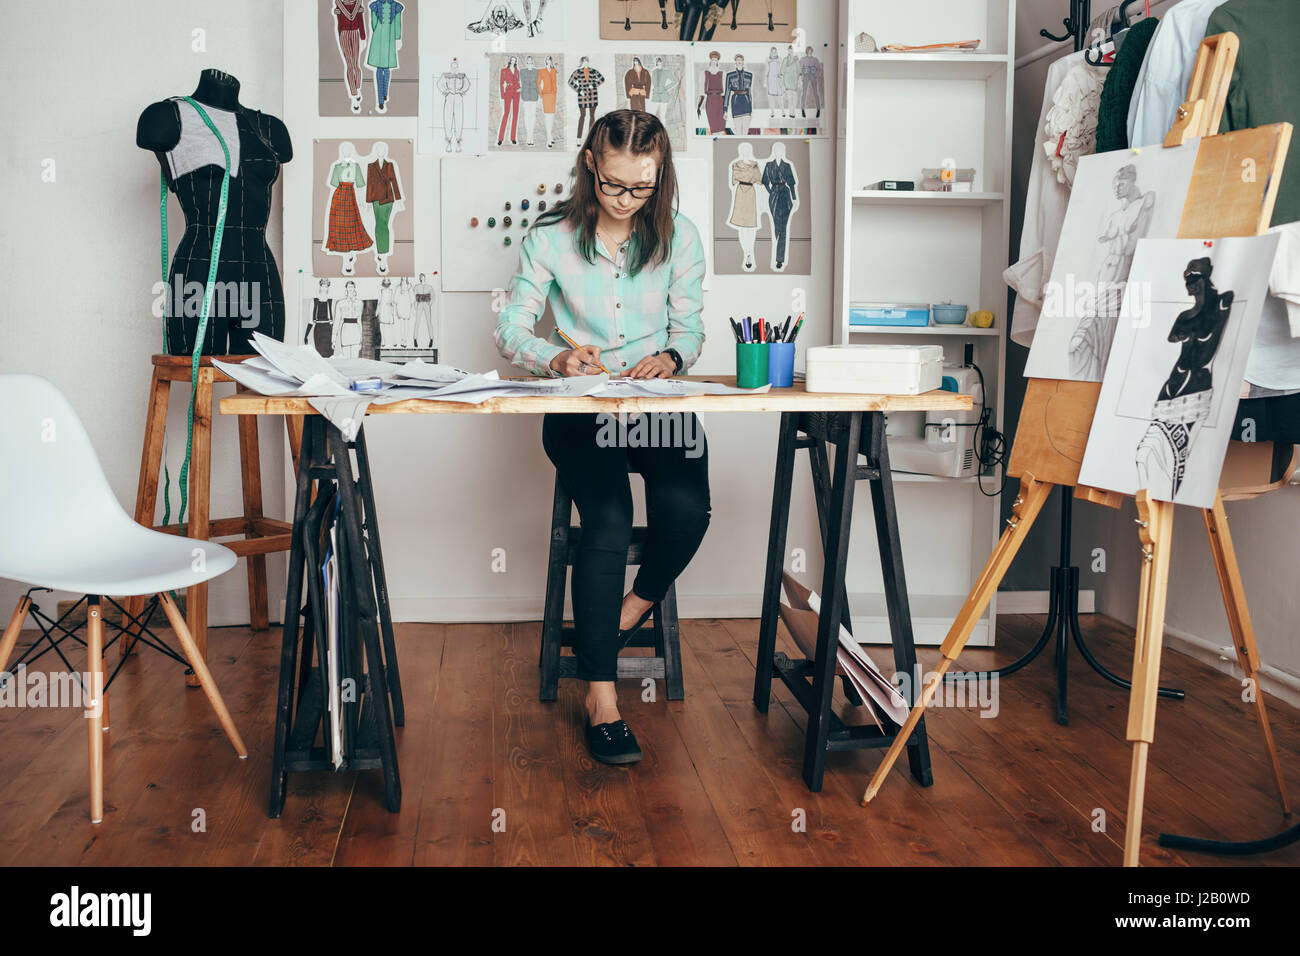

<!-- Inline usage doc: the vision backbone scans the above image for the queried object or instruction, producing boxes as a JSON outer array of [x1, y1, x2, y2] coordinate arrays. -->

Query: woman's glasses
[[593, 158, 659, 199]]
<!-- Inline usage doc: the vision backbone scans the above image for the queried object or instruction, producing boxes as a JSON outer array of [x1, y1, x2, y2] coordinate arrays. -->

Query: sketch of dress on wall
[[762, 142, 798, 271], [764, 48, 783, 124], [727, 144, 762, 272], [413, 273, 437, 349], [1068, 164, 1156, 380], [725, 56, 753, 135], [569, 58, 605, 142], [799, 47, 824, 117], [306, 280, 336, 357], [322, 143, 373, 276], [395, 277, 414, 346], [699, 55, 726, 134], [377, 278, 398, 348], [538, 56, 559, 148], [366, 143, 403, 276], [498, 56, 521, 146], [336, 280, 364, 358], [439, 59, 470, 152], [1134, 257, 1232, 499], [366, 0, 404, 114], [625, 58, 651, 111], [781, 46, 800, 119], [333, 0, 368, 114], [520, 56, 541, 146], [648, 56, 679, 122]]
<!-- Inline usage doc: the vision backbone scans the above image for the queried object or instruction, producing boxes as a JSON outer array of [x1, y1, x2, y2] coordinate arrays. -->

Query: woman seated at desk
[[493, 109, 710, 766]]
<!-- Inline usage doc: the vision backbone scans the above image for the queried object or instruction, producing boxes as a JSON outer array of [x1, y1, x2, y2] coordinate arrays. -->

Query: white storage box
[[804, 344, 944, 395]]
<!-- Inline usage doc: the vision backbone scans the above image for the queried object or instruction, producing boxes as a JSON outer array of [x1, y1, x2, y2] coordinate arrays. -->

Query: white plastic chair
[[0, 373, 247, 824]]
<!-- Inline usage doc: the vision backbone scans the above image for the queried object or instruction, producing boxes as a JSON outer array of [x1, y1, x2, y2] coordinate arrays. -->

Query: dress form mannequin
[[138, 69, 293, 355]]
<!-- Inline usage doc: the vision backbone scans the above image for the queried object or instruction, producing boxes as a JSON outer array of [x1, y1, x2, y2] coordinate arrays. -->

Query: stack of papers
[[214, 333, 770, 438]]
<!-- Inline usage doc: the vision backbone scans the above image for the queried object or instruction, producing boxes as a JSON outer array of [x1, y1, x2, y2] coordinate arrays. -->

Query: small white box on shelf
[[805, 344, 944, 395]]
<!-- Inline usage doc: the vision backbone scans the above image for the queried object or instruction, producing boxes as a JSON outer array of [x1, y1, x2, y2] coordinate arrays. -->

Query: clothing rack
[[966, 0, 1185, 726]]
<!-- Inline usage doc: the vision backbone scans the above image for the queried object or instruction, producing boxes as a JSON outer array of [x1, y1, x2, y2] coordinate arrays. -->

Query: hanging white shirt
[[1127, 0, 1230, 148], [1005, 50, 1084, 348]]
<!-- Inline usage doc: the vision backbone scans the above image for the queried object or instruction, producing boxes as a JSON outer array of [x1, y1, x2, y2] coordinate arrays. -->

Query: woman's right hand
[[550, 346, 606, 377]]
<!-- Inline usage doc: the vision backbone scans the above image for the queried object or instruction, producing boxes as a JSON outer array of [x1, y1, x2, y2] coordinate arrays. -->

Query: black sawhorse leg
[[269, 417, 402, 818], [753, 410, 933, 793]]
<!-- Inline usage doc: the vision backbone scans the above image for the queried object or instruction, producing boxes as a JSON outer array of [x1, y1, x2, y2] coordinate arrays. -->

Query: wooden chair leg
[[125, 368, 171, 658], [159, 592, 248, 757], [1123, 493, 1175, 866], [87, 598, 105, 824], [1202, 494, 1291, 815], [864, 475, 1053, 803], [237, 394, 270, 632], [184, 369, 215, 687], [0, 595, 31, 676]]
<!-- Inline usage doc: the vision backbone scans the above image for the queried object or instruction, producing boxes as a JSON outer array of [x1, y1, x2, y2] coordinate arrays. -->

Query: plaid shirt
[[567, 67, 606, 107], [494, 213, 706, 378]]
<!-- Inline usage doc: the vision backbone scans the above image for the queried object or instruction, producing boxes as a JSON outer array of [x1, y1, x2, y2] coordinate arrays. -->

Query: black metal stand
[[947, 485, 1185, 725], [754, 411, 933, 793], [269, 416, 403, 818], [1159, 822, 1300, 857]]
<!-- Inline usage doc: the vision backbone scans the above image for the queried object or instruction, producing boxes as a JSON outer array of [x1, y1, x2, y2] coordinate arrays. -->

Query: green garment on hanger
[[1207, 0, 1300, 225], [1096, 16, 1160, 153]]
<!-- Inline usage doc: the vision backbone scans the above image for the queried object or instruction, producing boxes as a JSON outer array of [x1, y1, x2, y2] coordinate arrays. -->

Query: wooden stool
[[123, 355, 304, 684], [539, 466, 684, 702]]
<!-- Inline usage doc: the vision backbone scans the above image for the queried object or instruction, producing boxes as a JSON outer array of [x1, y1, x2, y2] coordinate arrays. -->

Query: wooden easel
[[862, 35, 1294, 864]]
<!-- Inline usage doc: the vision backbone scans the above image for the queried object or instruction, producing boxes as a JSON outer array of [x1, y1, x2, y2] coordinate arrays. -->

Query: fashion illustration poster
[[1023, 142, 1199, 382], [318, 0, 420, 116], [1078, 236, 1279, 509], [313, 138, 415, 278], [614, 53, 688, 151], [694, 45, 827, 137], [712, 138, 809, 274], [418, 54, 490, 154], [598, 0, 797, 42], [488, 52, 566, 151], [464, 0, 565, 40], [301, 272, 442, 362]]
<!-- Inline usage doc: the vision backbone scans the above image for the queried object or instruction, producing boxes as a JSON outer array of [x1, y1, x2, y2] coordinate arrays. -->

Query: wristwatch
[[657, 348, 684, 374]]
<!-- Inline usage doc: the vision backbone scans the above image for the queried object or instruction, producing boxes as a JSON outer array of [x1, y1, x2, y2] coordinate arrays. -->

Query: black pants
[[542, 412, 711, 682]]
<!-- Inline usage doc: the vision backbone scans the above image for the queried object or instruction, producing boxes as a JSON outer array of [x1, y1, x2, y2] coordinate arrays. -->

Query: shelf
[[853, 52, 1009, 80], [890, 471, 990, 484], [848, 324, 1001, 337], [852, 190, 1005, 206]]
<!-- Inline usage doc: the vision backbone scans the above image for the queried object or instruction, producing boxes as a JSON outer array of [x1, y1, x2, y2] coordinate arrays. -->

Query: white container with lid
[[804, 344, 944, 395]]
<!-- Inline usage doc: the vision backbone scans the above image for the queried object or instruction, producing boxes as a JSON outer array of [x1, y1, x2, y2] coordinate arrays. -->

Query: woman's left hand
[[627, 352, 676, 379]]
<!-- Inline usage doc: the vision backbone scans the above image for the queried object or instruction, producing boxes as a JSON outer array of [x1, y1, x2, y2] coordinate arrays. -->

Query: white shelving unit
[[834, 0, 1014, 647]]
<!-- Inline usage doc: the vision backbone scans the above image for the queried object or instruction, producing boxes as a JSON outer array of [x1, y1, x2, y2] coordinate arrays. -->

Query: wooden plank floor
[[1, 613, 1297, 866]]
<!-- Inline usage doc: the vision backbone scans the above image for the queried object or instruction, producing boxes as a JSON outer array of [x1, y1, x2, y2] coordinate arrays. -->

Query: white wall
[[0, 0, 290, 625], [1, 0, 840, 629]]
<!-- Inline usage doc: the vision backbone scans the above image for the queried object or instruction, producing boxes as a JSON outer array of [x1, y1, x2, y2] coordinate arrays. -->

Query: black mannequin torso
[[138, 69, 293, 355]]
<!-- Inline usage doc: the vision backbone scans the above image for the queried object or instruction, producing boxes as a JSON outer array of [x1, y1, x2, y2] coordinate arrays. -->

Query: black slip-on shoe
[[618, 605, 656, 649], [585, 718, 643, 765]]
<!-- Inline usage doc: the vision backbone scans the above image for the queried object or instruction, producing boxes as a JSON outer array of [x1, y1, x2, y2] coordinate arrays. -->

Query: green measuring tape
[[160, 96, 232, 530]]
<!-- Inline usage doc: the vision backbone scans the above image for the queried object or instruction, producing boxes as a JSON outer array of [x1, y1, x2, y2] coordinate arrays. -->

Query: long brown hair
[[533, 109, 677, 276]]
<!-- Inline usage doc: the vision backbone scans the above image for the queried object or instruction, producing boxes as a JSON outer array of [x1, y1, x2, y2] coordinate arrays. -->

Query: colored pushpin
[[504, 236, 512, 246], [538, 200, 547, 212], [488, 217, 496, 228], [555, 183, 563, 194], [505, 200, 512, 210], [521, 198, 530, 210], [470, 217, 479, 227], [537, 183, 547, 194], [521, 218, 529, 227], [503, 216, 513, 227]]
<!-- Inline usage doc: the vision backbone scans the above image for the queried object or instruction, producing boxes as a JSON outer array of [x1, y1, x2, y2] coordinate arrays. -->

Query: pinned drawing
[[465, 0, 564, 40], [567, 54, 614, 145], [614, 53, 687, 150], [301, 272, 440, 361], [713, 138, 808, 274], [1023, 143, 1199, 382], [695, 46, 827, 136], [1078, 235, 1280, 509], [489, 52, 565, 150], [419, 55, 489, 154], [319, 0, 419, 116], [599, 0, 796, 42], [314, 139, 415, 278]]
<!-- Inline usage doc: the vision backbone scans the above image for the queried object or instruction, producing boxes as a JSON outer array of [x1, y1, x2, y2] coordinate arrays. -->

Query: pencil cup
[[767, 342, 795, 387], [736, 342, 770, 389]]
